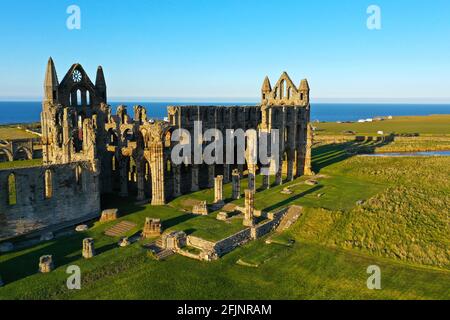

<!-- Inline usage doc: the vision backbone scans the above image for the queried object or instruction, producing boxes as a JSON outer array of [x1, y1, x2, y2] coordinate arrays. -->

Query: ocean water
[[0, 101, 449, 125]]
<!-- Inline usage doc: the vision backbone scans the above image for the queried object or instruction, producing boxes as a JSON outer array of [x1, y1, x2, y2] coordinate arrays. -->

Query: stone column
[[39, 255, 54, 273], [119, 157, 128, 197], [304, 123, 313, 175], [247, 163, 256, 192], [286, 153, 294, 182], [232, 169, 241, 199], [237, 164, 244, 178], [214, 175, 224, 204], [136, 160, 145, 201], [208, 165, 215, 188], [223, 164, 230, 183], [150, 143, 165, 205], [191, 165, 199, 192], [173, 164, 181, 197], [275, 155, 283, 186], [82, 238, 95, 259], [262, 170, 270, 189], [243, 189, 255, 227]]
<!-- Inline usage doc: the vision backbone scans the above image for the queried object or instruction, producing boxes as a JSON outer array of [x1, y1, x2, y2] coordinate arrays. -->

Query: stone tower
[[260, 72, 312, 183], [41, 57, 108, 165]]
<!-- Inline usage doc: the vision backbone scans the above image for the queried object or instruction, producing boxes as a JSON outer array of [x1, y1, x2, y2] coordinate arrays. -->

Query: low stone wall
[[252, 208, 287, 239], [214, 228, 252, 257], [186, 235, 215, 252], [177, 248, 204, 261], [182, 207, 289, 260]]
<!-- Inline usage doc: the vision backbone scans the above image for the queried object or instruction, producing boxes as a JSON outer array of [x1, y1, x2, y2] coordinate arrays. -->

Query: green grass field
[[0, 126, 39, 140], [1, 141, 449, 300], [0, 159, 42, 169], [315, 115, 450, 136]]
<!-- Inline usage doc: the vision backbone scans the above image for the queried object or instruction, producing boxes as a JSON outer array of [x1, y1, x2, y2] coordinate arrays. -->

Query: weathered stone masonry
[[0, 161, 100, 240], [0, 58, 312, 240]]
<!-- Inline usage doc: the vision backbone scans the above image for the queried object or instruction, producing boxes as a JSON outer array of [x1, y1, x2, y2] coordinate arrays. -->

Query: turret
[[95, 66, 107, 102], [298, 79, 310, 104], [44, 57, 59, 103], [261, 76, 272, 105]]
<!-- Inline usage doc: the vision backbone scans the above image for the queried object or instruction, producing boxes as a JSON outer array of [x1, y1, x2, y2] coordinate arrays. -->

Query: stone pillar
[[119, 157, 128, 197], [173, 164, 181, 197], [232, 169, 241, 200], [191, 165, 199, 192], [223, 164, 230, 183], [262, 171, 270, 189], [39, 255, 54, 273], [82, 238, 95, 259], [286, 153, 294, 182], [208, 165, 215, 188], [136, 161, 145, 201], [237, 164, 244, 178], [214, 175, 224, 205], [275, 155, 283, 186], [304, 123, 313, 175], [247, 164, 256, 192], [150, 143, 165, 205], [243, 189, 255, 227]]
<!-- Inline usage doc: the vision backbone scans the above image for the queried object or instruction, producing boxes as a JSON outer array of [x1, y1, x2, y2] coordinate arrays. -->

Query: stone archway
[[13, 147, 32, 161]]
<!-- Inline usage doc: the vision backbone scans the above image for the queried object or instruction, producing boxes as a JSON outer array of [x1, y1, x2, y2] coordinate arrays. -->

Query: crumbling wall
[[0, 161, 100, 240]]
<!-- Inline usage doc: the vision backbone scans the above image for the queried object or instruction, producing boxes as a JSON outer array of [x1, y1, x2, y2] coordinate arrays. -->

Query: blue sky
[[0, 0, 449, 102]]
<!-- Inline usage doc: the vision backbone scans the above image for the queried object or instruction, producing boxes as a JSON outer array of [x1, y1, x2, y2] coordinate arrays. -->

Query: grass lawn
[[0, 159, 42, 169], [315, 114, 450, 136], [0, 126, 39, 140], [0, 141, 449, 299]]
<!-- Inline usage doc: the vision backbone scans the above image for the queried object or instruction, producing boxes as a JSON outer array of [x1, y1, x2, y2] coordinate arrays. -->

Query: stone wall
[[252, 215, 283, 239], [186, 235, 215, 251], [213, 228, 252, 257], [0, 161, 100, 240]]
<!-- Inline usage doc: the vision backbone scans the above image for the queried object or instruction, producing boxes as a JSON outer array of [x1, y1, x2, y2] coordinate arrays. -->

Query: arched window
[[86, 90, 91, 106], [8, 173, 16, 205], [44, 169, 52, 199], [75, 165, 82, 189], [280, 80, 286, 98], [77, 89, 82, 106]]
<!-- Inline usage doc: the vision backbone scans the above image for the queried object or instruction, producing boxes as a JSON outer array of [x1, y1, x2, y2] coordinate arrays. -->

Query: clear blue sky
[[0, 0, 449, 102]]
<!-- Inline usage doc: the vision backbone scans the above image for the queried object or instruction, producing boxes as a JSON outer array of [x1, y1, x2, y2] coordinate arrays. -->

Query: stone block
[[100, 208, 119, 222], [39, 255, 54, 273]]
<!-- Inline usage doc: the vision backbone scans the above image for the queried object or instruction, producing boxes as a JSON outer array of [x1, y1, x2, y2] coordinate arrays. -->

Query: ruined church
[[0, 58, 312, 240]]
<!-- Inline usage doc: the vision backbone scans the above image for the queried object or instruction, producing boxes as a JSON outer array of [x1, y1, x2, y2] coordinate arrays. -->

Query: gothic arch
[[13, 147, 32, 160], [0, 148, 13, 162]]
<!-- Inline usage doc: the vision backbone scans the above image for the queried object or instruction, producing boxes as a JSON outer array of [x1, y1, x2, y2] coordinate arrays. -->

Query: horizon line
[[1, 97, 450, 104]]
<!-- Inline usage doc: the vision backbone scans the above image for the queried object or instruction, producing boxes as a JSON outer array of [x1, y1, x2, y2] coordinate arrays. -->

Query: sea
[[0, 101, 449, 125]]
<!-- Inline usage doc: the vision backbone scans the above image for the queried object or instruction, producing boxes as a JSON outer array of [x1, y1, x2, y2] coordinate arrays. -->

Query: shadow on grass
[[312, 137, 393, 172], [262, 185, 323, 212], [163, 213, 197, 229]]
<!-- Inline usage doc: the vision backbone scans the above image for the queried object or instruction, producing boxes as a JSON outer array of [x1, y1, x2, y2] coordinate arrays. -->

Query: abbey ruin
[[0, 58, 312, 241]]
